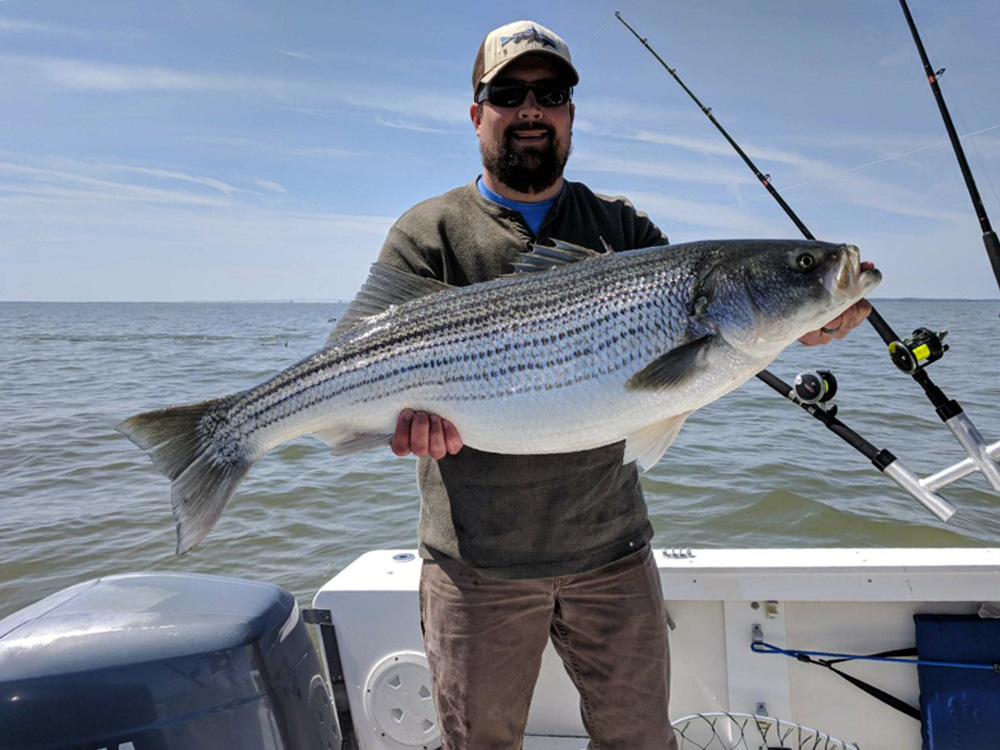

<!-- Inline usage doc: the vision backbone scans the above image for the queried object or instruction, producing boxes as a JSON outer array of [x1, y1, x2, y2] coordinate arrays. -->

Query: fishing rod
[[757, 369, 956, 522], [614, 10, 1000, 515], [898, 0, 1000, 301]]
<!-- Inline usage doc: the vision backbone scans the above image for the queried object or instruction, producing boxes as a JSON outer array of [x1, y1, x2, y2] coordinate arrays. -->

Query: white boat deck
[[313, 547, 1000, 749]]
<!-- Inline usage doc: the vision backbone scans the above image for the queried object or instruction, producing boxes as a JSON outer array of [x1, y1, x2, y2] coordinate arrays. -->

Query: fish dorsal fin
[[626, 336, 715, 391], [508, 238, 608, 275], [327, 262, 454, 345], [623, 411, 693, 471]]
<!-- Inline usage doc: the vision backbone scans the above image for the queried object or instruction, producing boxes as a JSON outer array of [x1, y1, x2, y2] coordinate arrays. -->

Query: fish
[[118, 239, 881, 554]]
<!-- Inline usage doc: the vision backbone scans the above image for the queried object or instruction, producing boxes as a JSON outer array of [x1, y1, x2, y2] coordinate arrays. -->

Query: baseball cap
[[472, 20, 579, 95]]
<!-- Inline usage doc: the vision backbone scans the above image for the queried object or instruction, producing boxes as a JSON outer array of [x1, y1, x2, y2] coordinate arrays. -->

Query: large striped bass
[[119, 239, 880, 554]]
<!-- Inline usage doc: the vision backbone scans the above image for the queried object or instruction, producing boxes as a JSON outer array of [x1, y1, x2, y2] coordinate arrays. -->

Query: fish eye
[[795, 252, 817, 271]]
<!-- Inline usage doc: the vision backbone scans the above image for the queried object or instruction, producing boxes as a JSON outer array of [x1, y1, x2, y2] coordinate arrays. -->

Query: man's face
[[471, 57, 575, 196]]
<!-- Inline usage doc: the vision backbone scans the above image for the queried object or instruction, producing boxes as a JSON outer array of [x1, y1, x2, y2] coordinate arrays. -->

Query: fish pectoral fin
[[624, 412, 693, 472], [326, 263, 454, 345], [507, 238, 607, 275], [626, 336, 715, 391], [314, 429, 394, 455]]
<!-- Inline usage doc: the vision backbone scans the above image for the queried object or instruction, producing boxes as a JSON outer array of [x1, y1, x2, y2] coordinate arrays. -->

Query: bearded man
[[375, 21, 676, 750], [375, 19, 866, 750]]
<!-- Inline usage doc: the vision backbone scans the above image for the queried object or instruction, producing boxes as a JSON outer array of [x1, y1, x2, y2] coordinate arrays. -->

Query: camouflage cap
[[472, 20, 579, 95]]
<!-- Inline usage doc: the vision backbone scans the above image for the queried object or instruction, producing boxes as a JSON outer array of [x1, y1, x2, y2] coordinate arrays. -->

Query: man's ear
[[470, 103, 481, 134]]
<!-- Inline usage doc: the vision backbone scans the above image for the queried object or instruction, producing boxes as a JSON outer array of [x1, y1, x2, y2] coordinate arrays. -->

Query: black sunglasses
[[476, 80, 573, 108]]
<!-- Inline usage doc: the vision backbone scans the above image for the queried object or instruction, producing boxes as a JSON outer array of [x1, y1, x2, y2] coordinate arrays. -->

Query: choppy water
[[2, 299, 999, 619]]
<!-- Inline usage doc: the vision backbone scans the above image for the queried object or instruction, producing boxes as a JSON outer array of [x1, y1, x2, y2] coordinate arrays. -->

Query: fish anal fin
[[626, 336, 714, 391], [314, 428, 394, 455], [624, 412, 693, 471]]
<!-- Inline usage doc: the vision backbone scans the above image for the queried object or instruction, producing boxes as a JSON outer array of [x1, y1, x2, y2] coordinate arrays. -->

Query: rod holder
[[943, 413, 1000, 493], [922, 438, 1000, 492], [883, 461, 956, 522]]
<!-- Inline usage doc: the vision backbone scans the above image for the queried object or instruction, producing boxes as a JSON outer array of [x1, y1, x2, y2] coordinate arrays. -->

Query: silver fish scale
[[217, 245, 703, 450]]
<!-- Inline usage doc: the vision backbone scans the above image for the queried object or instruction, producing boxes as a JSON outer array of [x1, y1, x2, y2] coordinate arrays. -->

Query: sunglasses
[[476, 80, 573, 108]]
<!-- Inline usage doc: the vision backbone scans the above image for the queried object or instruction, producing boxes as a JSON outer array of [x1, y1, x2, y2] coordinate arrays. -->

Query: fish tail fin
[[117, 396, 252, 556]]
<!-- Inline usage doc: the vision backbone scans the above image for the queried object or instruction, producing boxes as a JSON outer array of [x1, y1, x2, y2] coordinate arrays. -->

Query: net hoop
[[671, 711, 861, 750]]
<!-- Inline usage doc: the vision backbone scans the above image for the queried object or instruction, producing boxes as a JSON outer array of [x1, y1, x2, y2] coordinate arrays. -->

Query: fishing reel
[[793, 369, 838, 414], [888, 327, 949, 374]]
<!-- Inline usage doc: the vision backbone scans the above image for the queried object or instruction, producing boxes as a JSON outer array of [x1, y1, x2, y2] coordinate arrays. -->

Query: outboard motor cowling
[[0, 572, 341, 750]]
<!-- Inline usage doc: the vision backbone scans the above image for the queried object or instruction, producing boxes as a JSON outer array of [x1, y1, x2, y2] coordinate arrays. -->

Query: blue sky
[[3, 0, 1000, 301]]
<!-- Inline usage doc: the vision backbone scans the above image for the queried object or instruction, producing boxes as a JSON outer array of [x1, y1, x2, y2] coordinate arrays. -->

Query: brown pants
[[419, 546, 677, 750]]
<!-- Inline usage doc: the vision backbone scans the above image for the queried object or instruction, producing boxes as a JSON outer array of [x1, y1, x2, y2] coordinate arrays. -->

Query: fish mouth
[[829, 244, 881, 300]]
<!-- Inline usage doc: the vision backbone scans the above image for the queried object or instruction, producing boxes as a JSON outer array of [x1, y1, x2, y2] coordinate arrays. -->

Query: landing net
[[672, 712, 860, 750]]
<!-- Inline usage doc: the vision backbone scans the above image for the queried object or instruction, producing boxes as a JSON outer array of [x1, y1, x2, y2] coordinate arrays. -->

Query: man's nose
[[517, 91, 544, 119]]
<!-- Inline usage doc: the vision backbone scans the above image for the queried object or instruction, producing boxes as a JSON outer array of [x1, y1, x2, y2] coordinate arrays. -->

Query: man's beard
[[480, 123, 571, 195]]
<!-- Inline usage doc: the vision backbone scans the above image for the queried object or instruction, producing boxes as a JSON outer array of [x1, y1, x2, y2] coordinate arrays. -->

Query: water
[[2, 299, 999, 619]]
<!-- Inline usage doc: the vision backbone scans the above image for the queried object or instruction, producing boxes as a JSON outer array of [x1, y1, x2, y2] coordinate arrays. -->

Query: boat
[[3, 544, 1000, 749]]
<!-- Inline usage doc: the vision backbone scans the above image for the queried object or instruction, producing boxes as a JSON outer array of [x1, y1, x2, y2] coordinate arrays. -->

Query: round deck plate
[[363, 651, 440, 749]]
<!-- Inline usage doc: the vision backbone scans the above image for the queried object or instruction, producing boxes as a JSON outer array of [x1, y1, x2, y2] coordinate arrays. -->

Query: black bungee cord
[[614, 9, 1000, 518]]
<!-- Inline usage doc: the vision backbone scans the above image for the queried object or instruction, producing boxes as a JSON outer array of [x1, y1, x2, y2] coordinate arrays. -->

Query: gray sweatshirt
[[377, 180, 668, 579]]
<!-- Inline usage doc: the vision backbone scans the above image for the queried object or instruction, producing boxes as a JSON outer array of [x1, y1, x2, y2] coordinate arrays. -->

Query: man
[[377, 20, 870, 750]]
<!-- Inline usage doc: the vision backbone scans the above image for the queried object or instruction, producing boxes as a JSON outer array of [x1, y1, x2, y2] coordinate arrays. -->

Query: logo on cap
[[500, 26, 557, 49]]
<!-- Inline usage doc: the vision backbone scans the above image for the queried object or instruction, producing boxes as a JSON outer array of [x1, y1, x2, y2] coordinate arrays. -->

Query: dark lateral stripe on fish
[[224, 299, 664, 434], [258, 307, 654, 407], [237, 296, 632, 399]]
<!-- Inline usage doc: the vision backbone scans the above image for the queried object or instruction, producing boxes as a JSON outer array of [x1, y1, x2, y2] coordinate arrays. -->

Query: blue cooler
[[915, 613, 1000, 750], [0, 572, 341, 750]]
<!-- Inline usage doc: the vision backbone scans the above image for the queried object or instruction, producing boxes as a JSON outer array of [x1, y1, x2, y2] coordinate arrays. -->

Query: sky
[[2, 0, 1000, 302]]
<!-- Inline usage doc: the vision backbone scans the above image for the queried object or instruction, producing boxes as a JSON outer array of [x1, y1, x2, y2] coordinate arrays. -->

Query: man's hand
[[391, 409, 464, 459], [798, 261, 876, 347]]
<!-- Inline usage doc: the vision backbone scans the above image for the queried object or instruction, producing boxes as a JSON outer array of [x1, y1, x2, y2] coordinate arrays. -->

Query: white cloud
[[0, 17, 140, 37], [251, 177, 287, 194], [336, 86, 469, 125], [572, 151, 755, 188], [272, 48, 316, 62], [374, 116, 460, 135], [189, 136, 371, 161], [626, 129, 744, 160], [1, 55, 277, 93], [575, 98, 695, 130], [0, 155, 262, 206], [106, 165, 253, 197], [0, 161, 233, 207], [608, 189, 791, 237], [0, 18, 56, 32], [0, 54, 471, 126]]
